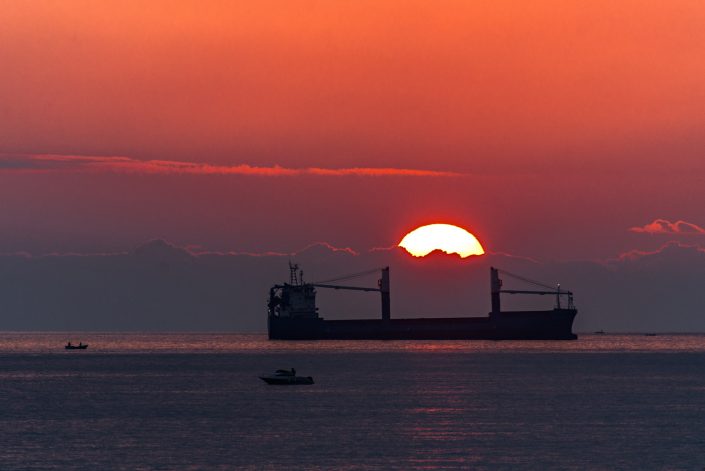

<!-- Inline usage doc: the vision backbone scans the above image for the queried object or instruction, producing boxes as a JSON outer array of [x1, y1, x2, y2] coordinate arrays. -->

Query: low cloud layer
[[2, 239, 705, 333], [630, 219, 705, 236], [0, 154, 463, 177]]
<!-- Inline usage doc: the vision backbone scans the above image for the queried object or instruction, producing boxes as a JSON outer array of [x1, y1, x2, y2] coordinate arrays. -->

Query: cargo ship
[[267, 264, 577, 340]]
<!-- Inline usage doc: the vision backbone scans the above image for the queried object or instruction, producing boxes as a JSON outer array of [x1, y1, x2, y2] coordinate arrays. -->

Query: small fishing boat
[[65, 342, 88, 350], [593, 330, 606, 335], [259, 368, 314, 385]]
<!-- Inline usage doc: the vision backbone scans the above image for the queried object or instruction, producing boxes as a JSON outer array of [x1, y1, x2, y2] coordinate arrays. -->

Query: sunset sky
[[2, 1, 705, 261]]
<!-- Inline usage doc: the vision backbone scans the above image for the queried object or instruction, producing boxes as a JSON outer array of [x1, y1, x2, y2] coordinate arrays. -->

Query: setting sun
[[398, 224, 485, 259]]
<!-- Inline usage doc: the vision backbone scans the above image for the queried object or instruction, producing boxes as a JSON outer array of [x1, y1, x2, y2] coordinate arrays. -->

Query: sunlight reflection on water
[[1, 332, 705, 354]]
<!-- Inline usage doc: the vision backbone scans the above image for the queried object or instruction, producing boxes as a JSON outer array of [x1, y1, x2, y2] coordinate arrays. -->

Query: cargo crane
[[310, 267, 391, 320], [267, 263, 390, 322], [490, 267, 574, 314]]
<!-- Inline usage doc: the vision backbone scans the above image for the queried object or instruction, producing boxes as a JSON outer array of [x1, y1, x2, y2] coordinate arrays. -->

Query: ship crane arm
[[311, 283, 381, 292], [313, 267, 385, 285], [491, 266, 575, 312], [500, 289, 573, 296], [311, 266, 391, 320]]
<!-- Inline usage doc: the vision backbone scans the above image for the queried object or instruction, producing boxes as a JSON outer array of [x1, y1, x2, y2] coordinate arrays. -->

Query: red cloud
[[0, 153, 463, 178], [629, 219, 705, 236], [613, 241, 705, 262]]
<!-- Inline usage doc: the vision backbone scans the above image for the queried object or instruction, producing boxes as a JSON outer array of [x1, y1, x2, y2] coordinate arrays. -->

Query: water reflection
[[0, 332, 705, 355], [0, 332, 704, 354]]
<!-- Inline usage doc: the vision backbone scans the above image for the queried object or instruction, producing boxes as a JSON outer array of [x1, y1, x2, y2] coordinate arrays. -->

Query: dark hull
[[259, 376, 315, 385], [65, 345, 88, 350], [268, 309, 578, 340]]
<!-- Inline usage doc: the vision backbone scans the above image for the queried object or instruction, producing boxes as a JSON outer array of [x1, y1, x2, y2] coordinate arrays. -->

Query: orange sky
[[3, 1, 705, 170], [1, 1, 705, 258]]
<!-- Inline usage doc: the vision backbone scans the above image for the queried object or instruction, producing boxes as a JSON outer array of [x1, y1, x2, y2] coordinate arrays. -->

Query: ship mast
[[490, 267, 575, 312], [289, 262, 302, 286], [490, 267, 502, 314]]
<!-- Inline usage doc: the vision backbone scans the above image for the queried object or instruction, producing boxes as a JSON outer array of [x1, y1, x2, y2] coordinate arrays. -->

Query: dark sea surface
[[1, 333, 704, 470]]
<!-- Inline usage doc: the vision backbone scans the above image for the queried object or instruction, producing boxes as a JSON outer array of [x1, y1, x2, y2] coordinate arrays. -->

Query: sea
[[1, 333, 704, 470]]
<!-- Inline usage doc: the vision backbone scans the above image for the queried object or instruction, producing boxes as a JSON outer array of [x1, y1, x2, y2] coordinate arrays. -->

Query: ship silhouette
[[267, 264, 577, 340]]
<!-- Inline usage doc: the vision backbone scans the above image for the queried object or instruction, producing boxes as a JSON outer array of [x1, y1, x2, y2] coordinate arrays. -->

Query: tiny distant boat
[[259, 368, 314, 385], [644, 333, 658, 337], [594, 330, 606, 335], [65, 342, 88, 350]]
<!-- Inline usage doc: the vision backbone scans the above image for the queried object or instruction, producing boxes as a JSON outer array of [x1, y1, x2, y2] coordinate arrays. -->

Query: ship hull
[[268, 309, 578, 340]]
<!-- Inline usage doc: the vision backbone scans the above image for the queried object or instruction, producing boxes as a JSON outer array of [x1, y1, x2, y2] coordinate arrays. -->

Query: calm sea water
[[1, 333, 704, 470]]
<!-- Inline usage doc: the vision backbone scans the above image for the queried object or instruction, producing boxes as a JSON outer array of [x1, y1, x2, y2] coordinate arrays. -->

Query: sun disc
[[399, 224, 485, 258]]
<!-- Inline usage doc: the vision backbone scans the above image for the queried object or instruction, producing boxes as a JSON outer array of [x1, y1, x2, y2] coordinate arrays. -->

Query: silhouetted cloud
[[368, 245, 401, 253], [2, 238, 705, 333], [629, 219, 705, 236], [610, 241, 705, 263], [170, 241, 358, 258], [0, 153, 463, 177], [295, 242, 359, 256], [485, 250, 539, 264]]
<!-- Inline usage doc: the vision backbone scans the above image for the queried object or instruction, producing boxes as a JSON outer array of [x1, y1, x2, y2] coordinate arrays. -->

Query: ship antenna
[[289, 262, 300, 285]]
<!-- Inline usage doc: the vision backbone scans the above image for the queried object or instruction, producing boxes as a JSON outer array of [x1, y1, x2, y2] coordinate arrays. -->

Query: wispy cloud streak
[[612, 241, 705, 262], [0, 153, 464, 177], [629, 218, 705, 236], [0, 239, 360, 259]]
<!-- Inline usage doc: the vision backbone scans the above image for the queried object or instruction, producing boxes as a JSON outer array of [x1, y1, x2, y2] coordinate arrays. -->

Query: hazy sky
[[2, 0, 705, 262]]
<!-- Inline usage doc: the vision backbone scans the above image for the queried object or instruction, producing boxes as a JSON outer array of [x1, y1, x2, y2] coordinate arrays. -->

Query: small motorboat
[[593, 330, 606, 335], [65, 342, 88, 350], [259, 368, 314, 385]]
